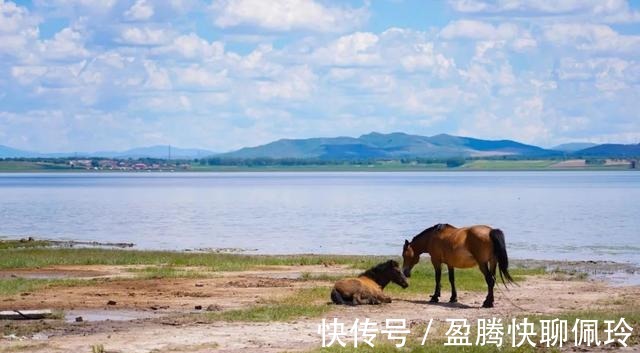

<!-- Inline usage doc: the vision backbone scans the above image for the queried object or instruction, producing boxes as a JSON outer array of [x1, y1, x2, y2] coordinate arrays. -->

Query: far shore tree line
[[1, 155, 637, 169]]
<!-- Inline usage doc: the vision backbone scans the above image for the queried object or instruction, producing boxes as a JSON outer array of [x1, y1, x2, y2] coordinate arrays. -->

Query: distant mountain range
[[2, 133, 639, 160], [551, 142, 598, 152], [576, 143, 640, 157], [220, 132, 561, 159], [0, 145, 214, 159]]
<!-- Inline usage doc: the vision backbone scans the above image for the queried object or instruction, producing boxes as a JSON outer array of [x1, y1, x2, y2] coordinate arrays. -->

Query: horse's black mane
[[411, 223, 451, 242], [360, 260, 397, 279]]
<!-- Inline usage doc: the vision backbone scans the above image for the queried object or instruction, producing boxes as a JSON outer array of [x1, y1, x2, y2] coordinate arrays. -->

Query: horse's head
[[402, 224, 449, 277], [402, 239, 420, 278], [384, 260, 409, 289]]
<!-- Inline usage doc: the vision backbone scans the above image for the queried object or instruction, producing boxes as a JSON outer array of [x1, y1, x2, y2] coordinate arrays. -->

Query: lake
[[1, 172, 639, 264]]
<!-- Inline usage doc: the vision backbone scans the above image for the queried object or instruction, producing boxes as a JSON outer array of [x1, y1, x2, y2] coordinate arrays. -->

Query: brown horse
[[331, 260, 409, 305], [401, 223, 514, 308]]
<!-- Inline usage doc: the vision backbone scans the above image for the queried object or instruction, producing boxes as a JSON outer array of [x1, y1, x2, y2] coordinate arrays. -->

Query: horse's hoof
[[482, 301, 494, 308], [429, 297, 439, 303], [449, 298, 458, 303]]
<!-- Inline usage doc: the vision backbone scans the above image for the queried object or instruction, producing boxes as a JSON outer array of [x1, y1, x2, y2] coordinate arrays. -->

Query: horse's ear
[[404, 239, 409, 247]]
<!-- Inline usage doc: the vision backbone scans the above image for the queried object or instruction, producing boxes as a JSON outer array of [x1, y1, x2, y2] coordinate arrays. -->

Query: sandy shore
[[0, 261, 639, 353]]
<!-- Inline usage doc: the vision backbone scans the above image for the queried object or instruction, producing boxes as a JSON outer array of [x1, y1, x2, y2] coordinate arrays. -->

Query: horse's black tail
[[489, 228, 514, 286], [331, 288, 345, 305]]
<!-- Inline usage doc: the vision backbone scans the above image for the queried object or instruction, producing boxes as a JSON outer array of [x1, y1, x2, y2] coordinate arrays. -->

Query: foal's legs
[[479, 262, 495, 308], [430, 261, 442, 303], [447, 265, 457, 303]]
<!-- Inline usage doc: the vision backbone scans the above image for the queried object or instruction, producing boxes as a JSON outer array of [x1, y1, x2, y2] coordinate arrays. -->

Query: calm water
[[1, 172, 639, 264]]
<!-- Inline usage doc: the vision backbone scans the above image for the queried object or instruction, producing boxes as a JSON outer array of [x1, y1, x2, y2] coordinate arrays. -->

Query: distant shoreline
[[0, 165, 637, 173]]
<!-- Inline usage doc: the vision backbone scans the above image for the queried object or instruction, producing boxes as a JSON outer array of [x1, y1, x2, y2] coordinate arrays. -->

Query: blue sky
[[1, 0, 640, 152]]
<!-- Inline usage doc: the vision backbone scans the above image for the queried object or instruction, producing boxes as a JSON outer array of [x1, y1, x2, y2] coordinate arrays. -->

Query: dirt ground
[[1, 264, 639, 353]]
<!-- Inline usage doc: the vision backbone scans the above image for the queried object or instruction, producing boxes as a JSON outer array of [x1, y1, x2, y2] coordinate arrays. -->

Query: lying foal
[[331, 260, 409, 305]]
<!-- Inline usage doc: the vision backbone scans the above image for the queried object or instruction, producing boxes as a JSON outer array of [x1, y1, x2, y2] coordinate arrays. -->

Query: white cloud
[[448, 0, 640, 23], [174, 65, 228, 88], [440, 20, 537, 51], [38, 27, 90, 60], [315, 32, 380, 66], [118, 26, 173, 46], [124, 0, 154, 21], [402, 86, 475, 116], [11, 65, 47, 85], [143, 60, 171, 89], [401, 42, 455, 76], [211, 0, 368, 32], [544, 23, 640, 54], [0, 0, 39, 58], [556, 57, 639, 92], [257, 65, 317, 100], [457, 100, 551, 145], [156, 33, 224, 60]]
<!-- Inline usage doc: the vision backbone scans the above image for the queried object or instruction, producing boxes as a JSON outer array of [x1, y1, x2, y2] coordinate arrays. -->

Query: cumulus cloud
[[440, 20, 537, 51], [211, 0, 368, 32], [0, 0, 40, 58], [544, 23, 640, 54], [124, 0, 154, 21], [257, 65, 317, 100], [315, 32, 380, 66], [173, 65, 228, 89], [0, 0, 639, 151], [118, 26, 173, 46], [448, 0, 640, 23], [155, 33, 225, 60], [39, 27, 90, 60]]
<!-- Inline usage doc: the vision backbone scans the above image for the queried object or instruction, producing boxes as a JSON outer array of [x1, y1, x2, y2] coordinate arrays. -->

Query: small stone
[[194, 305, 202, 310], [75, 316, 83, 322], [206, 304, 222, 312], [107, 300, 117, 305], [195, 283, 204, 287]]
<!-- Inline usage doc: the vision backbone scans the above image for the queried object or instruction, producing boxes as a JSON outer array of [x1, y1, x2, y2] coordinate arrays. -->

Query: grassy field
[[0, 247, 386, 270], [1, 240, 638, 352], [0, 161, 72, 171], [460, 160, 558, 170], [0, 240, 545, 310], [0, 246, 542, 297]]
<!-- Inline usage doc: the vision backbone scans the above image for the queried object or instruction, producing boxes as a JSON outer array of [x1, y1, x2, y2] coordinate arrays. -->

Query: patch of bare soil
[[1, 265, 638, 353]]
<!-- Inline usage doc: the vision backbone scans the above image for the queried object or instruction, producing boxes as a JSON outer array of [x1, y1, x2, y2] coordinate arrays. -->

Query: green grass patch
[[387, 264, 545, 296], [0, 277, 89, 296], [462, 160, 557, 170], [205, 287, 331, 322], [126, 265, 216, 279], [0, 239, 51, 250], [0, 247, 388, 270], [301, 263, 545, 295]]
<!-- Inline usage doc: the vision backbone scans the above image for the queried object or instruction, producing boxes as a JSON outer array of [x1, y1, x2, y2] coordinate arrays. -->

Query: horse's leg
[[479, 262, 495, 308], [430, 261, 442, 303], [378, 293, 392, 303], [447, 265, 457, 303], [352, 293, 362, 305], [490, 259, 497, 280]]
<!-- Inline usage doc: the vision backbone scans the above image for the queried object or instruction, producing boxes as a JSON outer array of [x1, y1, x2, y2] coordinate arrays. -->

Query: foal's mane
[[410, 223, 452, 243], [359, 260, 395, 279]]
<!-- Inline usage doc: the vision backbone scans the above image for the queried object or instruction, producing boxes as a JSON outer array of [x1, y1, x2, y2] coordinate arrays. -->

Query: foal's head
[[364, 260, 409, 289]]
